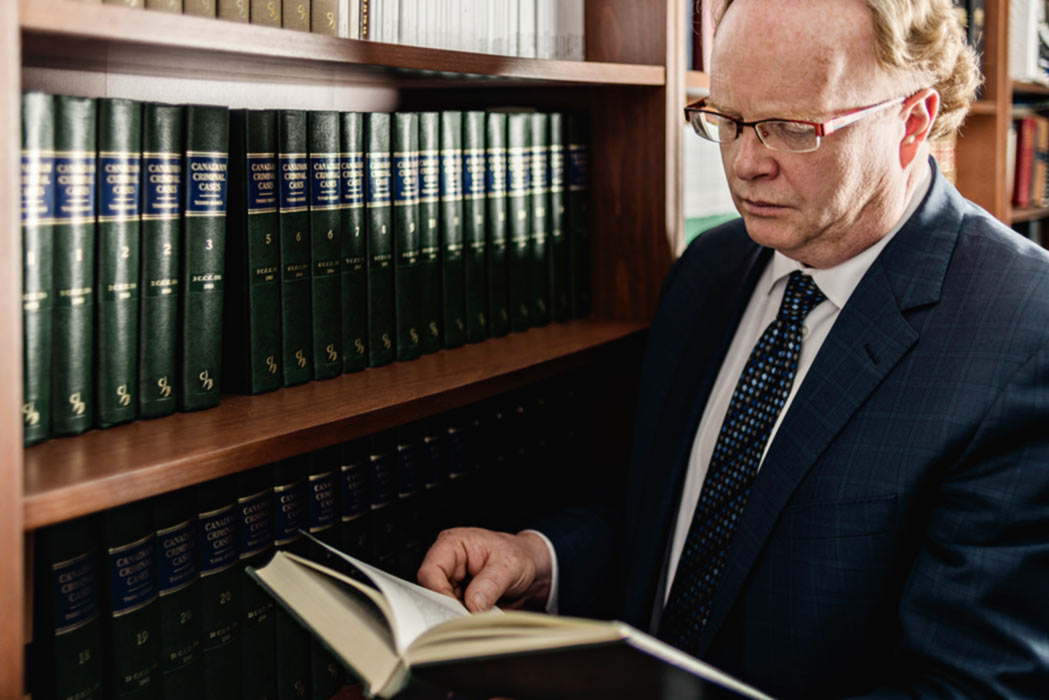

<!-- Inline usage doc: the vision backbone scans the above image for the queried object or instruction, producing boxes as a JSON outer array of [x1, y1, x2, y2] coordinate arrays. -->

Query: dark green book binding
[[365, 112, 395, 367], [32, 517, 104, 700], [339, 438, 370, 560], [180, 105, 229, 411], [308, 110, 343, 380], [420, 416, 447, 545], [548, 112, 571, 322], [225, 109, 283, 395], [340, 111, 368, 373], [395, 424, 425, 579], [506, 112, 532, 333], [152, 489, 204, 700], [278, 109, 314, 386], [417, 111, 442, 354], [52, 95, 97, 436], [566, 112, 591, 318], [272, 457, 311, 700], [439, 111, 466, 349], [462, 110, 488, 343], [528, 112, 551, 327], [195, 475, 240, 700], [368, 431, 399, 572], [97, 98, 142, 428], [100, 500, 161, 699], [21, 92, 55, 445], [485, 112, 510, 338], [140, 103, 184, 418], [237, 465, 276, 700], [393, 112, 422, 362], [307, 447, 343, 699]]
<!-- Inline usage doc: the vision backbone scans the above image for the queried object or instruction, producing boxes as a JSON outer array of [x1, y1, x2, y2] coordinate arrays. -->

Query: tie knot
[[779, 270, 825, 322]]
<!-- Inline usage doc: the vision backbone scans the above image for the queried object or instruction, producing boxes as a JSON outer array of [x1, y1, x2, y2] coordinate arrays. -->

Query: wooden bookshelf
[[1010, 206, 1049, 223]]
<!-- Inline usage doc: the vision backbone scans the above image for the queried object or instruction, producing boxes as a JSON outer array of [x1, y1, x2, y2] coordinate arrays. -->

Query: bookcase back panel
[[586, 0, 669, 66]]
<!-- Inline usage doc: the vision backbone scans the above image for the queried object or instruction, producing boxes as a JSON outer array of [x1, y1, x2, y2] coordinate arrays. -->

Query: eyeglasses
[[683, 96, 906, 153]]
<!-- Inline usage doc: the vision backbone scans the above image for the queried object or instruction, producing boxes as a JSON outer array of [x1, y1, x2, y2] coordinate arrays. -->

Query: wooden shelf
[[20, 0, 665, 88], [685, 69, 709, 98], [1013, 80, 1049, 96], [967, 100, 998, 115], [1010, 205, 1049, 223], [23, 320, 647, 531]]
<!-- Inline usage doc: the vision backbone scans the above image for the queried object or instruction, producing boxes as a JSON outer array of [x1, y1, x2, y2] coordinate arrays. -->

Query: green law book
[[218, 0, 249, 20], [278, 109, 314, 386], [308, 110, 343, 380], [307, 446, 343, 700], [152, 489, 204, 700], [506, 112, 532, 332], [439, 111, 466, 349], [567, 112, 591, 318], [419, 415, 447, 544], [340, 112, 368, 373], [339, 437, 370, 560], [311, 0, 337, 33], [32, 517, 103, 700], [395, 424, 425, 579], [180, 105, 229, 411], [195, 475, 240, 700], [96, 97, 142, 429], [416, 112, 442, 354], [21, 92, 55, 445], [462, 110, 488, 342], [365, 112, 394, 367], [251, 0, 282, 25], [52, 95, 97, 436], [273, 458, 311, 700], [368, 431, 398, 573], [485, 112, 510, 338], [225, 109, 282, 395], [548, 112, 571, 322], [237, 465, 276, 700], [104, 0, 143, 6], [145, 0, 182, 12], [140, 103, 183, 419], [184, 0, 216, 15], [100, 501, 160, 699], [392, 112, 422, 362], [283, 0, 309, 29], [528, 112, 551, 326]]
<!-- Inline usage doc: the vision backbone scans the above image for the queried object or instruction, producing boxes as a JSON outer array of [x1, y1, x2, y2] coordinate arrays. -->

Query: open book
[[247, 536, 775, 700]]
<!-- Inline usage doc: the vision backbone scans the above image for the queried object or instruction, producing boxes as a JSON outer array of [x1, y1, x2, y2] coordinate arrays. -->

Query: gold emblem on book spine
[[295, 349, 307, 368], [157, 376, 172, 398], [22, 402, 39, 426], [326, 344, 338, 362], [198, 370, 214, 391], [68, 393, 86, 416], [266, 356, 278, 374], [354, 338, 365, 355], [117, 385, 131, 407]]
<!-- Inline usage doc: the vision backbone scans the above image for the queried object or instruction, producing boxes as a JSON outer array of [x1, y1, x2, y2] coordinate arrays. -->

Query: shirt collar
[[765, 162, 932, 310]]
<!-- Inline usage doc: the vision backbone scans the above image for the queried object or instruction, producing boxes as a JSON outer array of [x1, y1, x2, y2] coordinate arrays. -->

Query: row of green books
[[72, 0, 345, 36], [31, 381, 583, 700]]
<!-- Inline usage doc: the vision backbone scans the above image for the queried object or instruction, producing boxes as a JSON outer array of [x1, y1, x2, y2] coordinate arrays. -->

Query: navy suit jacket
[[539, 162, 1049, 699]]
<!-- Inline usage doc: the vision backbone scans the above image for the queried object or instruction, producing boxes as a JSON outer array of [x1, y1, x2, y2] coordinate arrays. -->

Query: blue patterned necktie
[[659, 270, 826, 654]]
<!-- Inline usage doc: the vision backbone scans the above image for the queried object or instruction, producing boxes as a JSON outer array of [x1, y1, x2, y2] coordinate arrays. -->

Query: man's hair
[[715, 0, 982, 140]]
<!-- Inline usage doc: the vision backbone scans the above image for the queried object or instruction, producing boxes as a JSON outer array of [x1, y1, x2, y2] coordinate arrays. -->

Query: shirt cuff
[[519, 529, 559, 614]]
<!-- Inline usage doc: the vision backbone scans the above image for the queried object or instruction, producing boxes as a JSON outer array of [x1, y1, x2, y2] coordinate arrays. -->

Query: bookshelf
[[4, 0, 685, 694]]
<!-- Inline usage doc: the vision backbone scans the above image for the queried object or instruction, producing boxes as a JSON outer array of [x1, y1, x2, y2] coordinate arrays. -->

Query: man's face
[[708, 0, 909, 268]]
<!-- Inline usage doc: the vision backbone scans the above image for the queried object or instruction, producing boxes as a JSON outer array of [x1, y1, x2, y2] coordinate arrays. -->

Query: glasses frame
[[683, 95, 907, 153]]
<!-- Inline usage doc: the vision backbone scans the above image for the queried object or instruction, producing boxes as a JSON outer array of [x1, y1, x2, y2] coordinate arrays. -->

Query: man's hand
[[417, 527, 553, 612]]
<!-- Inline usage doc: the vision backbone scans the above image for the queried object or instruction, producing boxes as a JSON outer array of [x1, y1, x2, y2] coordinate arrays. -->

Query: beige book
[[283, 0, 309, 30], [103, 0, 144, 7], [74, 0, 103, 4], [184, 0, 216, 16], [145, 0, 182, 12], [251, 0, 281, 26], [219, 0, 249, 21], [311, 0, 337, 34]]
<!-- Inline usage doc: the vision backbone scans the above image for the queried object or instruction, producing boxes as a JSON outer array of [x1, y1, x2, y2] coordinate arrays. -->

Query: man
[[419, 0, 1049, 697]]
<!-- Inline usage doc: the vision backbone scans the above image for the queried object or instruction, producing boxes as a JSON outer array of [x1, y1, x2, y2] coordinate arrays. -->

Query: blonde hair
[[715, 0, 982, 139]]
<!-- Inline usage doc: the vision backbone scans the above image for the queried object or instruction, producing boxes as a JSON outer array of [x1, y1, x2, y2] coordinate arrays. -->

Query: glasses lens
[[757, 121, 819, 152], [689, 110, 736, 143]]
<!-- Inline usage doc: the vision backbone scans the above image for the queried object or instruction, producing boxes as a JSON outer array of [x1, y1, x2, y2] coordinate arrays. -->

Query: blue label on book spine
[[278, 154, 308, 210], [198, 505, 237, 576], [54, 154, 97, 223], [156, 519, 198, 596], [143, 153, 182, 220], [308, 472, 337, 533], [463, 151, 485, 199], [247, 153, 277, 213], [568, 145, 588, 190], [52, 551, 99, 635], [107, 534, 157, 616], [440, 152, 463, 200], [369, 452, 397, 508], [548, 147, 565, 193], [507, 149, 529, 195], [341, 152, 365, 208], [185, 152, 227, 216], [98, 153, 141, 221], [418, 150, 440, 203], [396, 443, 419, 497], [274, 481, 306, 546], [422, 434, 445, 488], [446, 426, 469, 479], [21, 152, 56, 224], [341, 460, 369, 520], [239, 489, 273, 559], [366, 152, 391, 206], [310, 153, 341, 210], [392, 152, 419, 205], [486, 149, 507, 195], [530, 148, 548, 194]]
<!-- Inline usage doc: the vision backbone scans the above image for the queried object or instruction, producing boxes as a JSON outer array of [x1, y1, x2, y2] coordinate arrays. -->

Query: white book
[[517, 0, 536, 58], [1011, 0, 1045, 83], [338, 0, 350, 37], [400, 0, 418, 46], [535, 0, 556, 58], [507, 0, 519, 56], [563, 0, 584, 60], [389, 0, 400, 44], [486, 0, 504, 55], [436, 0, 449, 49], [472, 0, 488, 54], [452, 0, 468, 52]]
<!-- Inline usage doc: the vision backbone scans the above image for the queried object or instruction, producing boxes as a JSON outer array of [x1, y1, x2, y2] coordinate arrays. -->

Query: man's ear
[[899, 88, 940, 168]]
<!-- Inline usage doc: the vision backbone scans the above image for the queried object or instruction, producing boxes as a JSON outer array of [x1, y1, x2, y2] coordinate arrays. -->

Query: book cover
[[180, 105, 229, 411], [339, 438, 371, 560], [548, 112, 570, 321], [218, 0, 249, 20], [462, 110, 488, 343], [312, 0, 337, 33], [96, 97, 142, 429], [236, 465, 277, 700], [284, 0, 310, 29], [439, 111, 467, 348], [566, 112, 590, 317], [145, 0, 183, 10], [417, 111, 442, 354], [21, 92, 55, 445], [272, 457, 312, 699], [527, 112, 551, 326], [485, 112, 510, 337], [52, 94, 97, 437], [394, 424, 425, 579], [419, 415, 447, 544], [308, 111, 344, 380], [140, 103, 183, 419], [184, 0, 217, 15], [340, 111, 368, 372], [368, 431, 398, 573], [506, 112, 532, 332], [1013, 115, 1036, 209], [104, 0, 144, 5], [278, 109, 314, 386], [392, 112, 422, 362], [365, 112, 395, 367], [308, 446, 344, 699], [251, 0, 282, 25]]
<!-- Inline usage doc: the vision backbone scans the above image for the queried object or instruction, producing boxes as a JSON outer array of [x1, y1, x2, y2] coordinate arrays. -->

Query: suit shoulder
[[672, 218, 754, 280]]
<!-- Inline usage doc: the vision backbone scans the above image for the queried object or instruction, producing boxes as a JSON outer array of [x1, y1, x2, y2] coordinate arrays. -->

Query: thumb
[[462, 567, 510, 612]]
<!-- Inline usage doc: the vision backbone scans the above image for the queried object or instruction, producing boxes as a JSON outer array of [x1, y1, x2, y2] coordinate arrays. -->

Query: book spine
[[278, 110, 314, 385], [33, 517, 104, 700], [548, 112, 570, 321], [340, 112, 368, 372], [528, 112, 550, 326], [218, 0, 250, 20], [145, 0, 183, 10], [307, 447, 343, 699], [360, 0, 370, 38], [339, 438, 371, 559], [272, 458, 311, 700], [96, 98, 142, 429], [420, 416, 446, 543], [184, 0, 217, 15], [517, 0, 536, 57], [506, 112, 532, 332], [152, 489, 204, 700], [444, 411, 471, 525], [485, 112, 510, 337], [101, 501, 160, 698], [312, 0, 337, 33], [251, 0, 282, 25], [104, 0, 144, 5], [535, 0, 555, 58], [416, 112, 442, 354], [392, 112, 422, 362], [462, 110, 488, 343], [308, 111, 343, 380], [566, 0, 584, 60], [21, 92, 55, 445], [368, 432, 399, 572], [365, 112, 395, 367], [395, 424, 424, 578], [566, 112, 590, 317], [283, 0, 310, 29], [237, 465, 276, 700], [195, 476, 241, 700], [439, 111, 466, 348], [52, 96, 97, 436], [140, 103, 183, 418]]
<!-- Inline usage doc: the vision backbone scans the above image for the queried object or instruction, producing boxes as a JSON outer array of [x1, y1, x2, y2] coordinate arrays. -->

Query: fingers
[[417, 528, 473, 601]]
